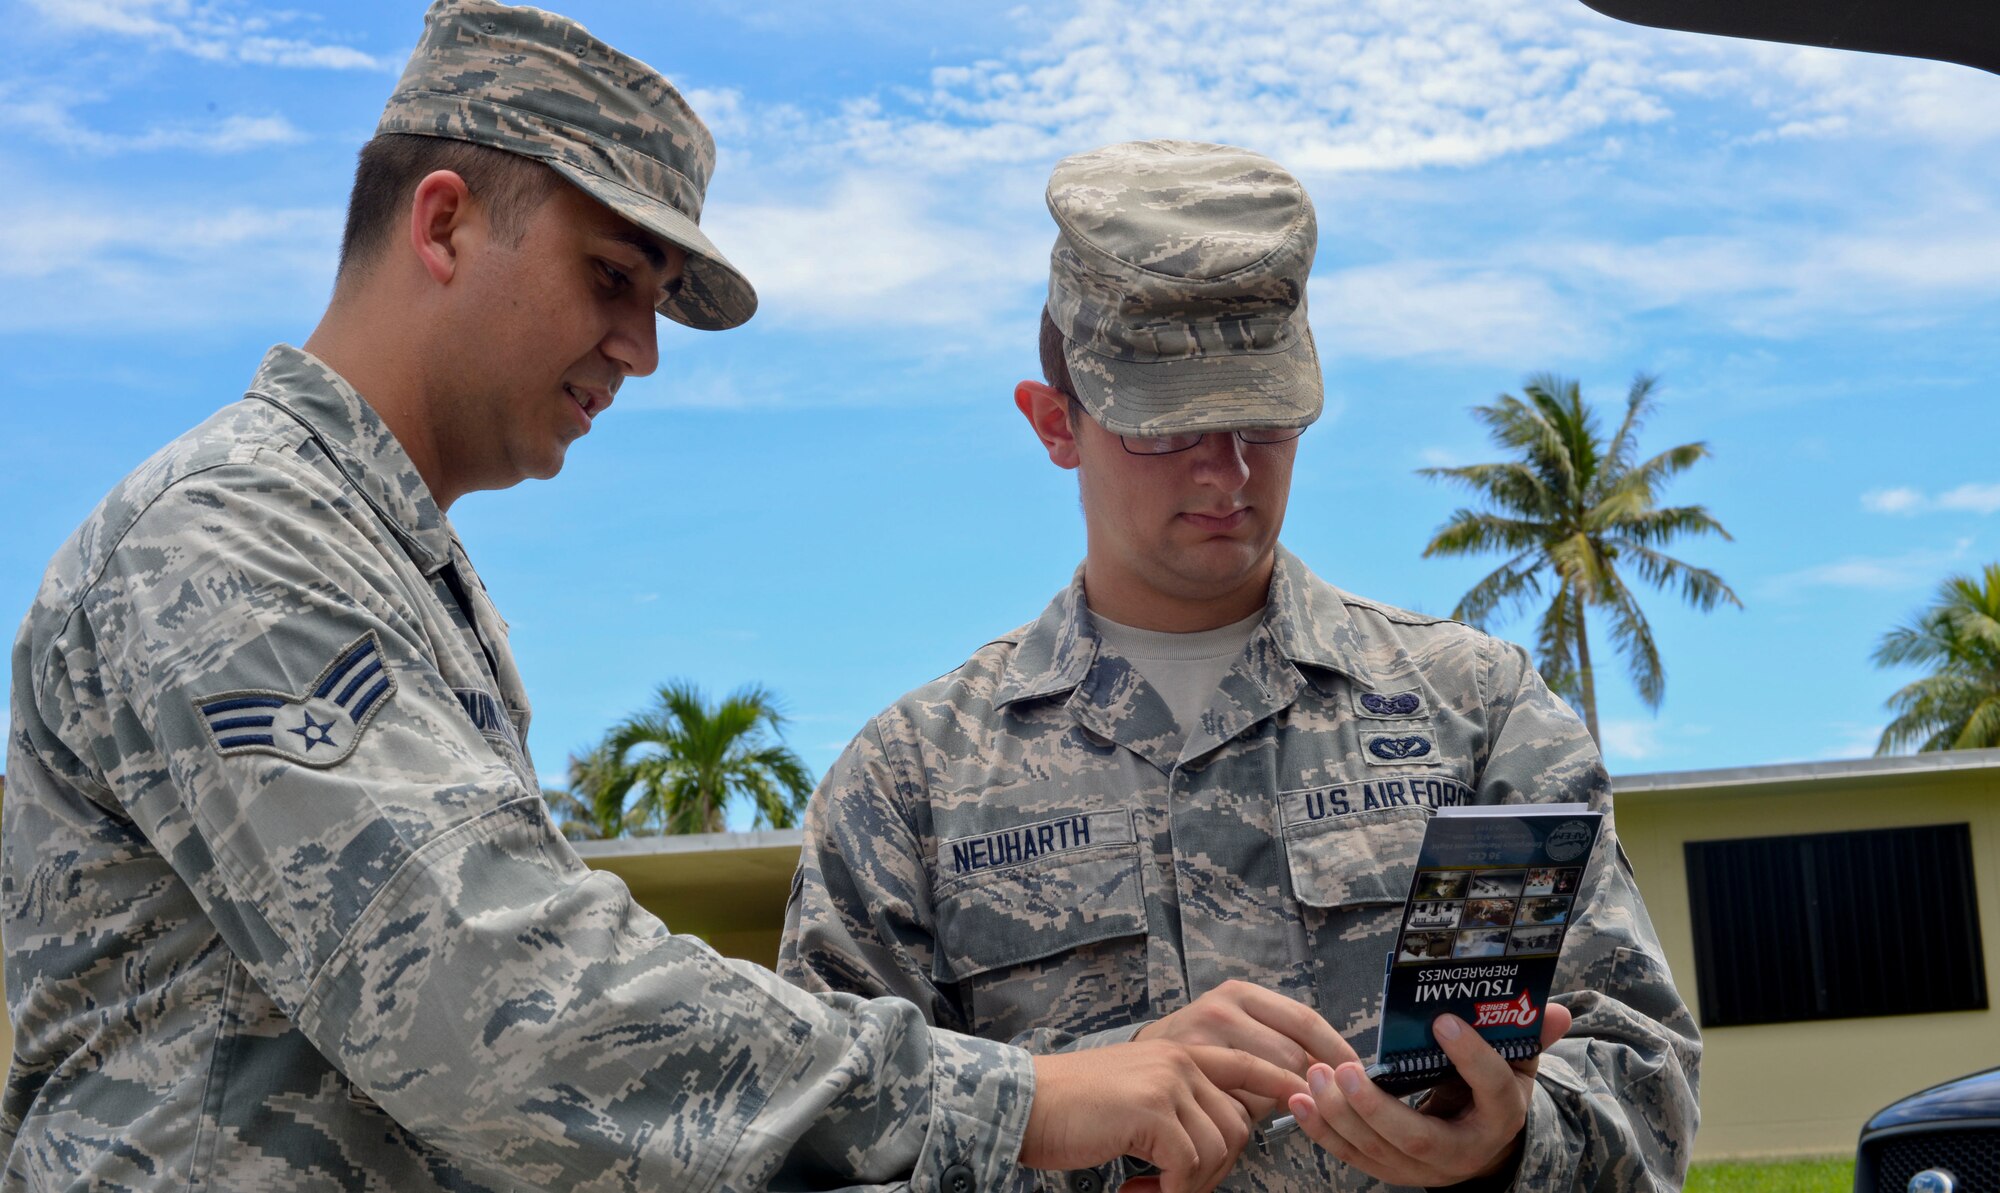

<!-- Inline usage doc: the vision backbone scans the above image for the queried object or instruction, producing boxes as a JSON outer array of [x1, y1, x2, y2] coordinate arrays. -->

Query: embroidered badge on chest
[[195, 632, 395, 767], [1364, 733, 1437, 765], [1355, 689, 1424, 719]]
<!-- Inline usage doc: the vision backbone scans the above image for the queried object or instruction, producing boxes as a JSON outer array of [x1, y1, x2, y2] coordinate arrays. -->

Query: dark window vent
[[1685, 823, 1987, 1028]]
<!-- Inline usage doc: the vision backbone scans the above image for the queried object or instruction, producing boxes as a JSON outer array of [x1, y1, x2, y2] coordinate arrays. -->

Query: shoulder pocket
[[1283, 805, 1430, 908]]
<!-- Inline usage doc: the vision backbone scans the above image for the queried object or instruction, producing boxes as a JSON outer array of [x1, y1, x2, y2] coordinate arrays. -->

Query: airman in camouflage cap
[[784, 140, 1700, 1192], [1046, 139, 1322, 437], [378, 0, 755, 329], [2, 8, 1304, 1189]]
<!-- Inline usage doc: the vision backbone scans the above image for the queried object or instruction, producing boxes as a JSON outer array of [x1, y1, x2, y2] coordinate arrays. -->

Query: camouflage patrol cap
[[378, 0, 755, 330], [1046, 140, 1321, 436]]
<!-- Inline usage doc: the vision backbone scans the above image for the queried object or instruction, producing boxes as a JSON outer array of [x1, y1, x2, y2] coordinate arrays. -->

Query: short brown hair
[[337, 133, 563, 278], [1039, 307, 1076, 399]]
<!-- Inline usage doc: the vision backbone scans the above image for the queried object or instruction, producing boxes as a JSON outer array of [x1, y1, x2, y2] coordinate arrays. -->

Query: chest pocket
[[1281, 805, 1430, 1050], [933, 838, 1149, 1044]]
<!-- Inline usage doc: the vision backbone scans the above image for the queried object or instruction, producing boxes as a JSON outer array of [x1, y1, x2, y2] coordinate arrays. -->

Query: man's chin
[[1157, 542, 1276, 597], [521, 443, 570, 484]]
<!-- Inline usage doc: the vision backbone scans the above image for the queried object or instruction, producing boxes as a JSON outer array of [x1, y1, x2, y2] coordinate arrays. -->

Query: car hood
[[1866, 1067, 2000, 1133]]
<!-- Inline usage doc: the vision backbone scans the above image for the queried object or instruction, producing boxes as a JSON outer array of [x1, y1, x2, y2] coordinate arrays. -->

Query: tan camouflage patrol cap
[[378, 0, 755, 330], [1046, 140, 1321, 436]]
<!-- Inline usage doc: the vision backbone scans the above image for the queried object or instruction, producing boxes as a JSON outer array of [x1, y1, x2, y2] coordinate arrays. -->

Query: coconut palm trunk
[[1573, 588, 1600, 744]]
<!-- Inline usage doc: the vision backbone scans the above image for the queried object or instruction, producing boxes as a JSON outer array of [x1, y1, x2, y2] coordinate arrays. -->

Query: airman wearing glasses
[[782, 140, 1699, 1193]]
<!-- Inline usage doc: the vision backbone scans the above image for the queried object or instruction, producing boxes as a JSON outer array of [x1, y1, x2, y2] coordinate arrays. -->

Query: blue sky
[[4, 0, 1996, 826]]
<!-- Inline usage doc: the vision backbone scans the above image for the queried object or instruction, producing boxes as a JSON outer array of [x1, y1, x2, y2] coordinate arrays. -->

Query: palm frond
[[1616, 542, 1744, 613], [1597, 504, 1734, 549], [1599, 373, 1660, 485], [1417, 461, 1558, 520], [1450, 552, 1544, 629], [1873, 565, 2000, 754], [1474, 392, 1581, 503], [563, 679, 817, 837], [1421, 511, 1556, 560], [1531, 582, 1582, 705], [1601, 570, 1665, 709]]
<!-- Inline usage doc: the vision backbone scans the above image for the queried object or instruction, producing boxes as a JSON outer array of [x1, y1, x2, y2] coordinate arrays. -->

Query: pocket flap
[[1284, 806, 1429, 908], [934, 845, 1147, 981]]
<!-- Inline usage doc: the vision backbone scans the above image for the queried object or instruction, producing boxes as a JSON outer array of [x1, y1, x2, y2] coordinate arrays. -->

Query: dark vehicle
[[1568, 3, 1998, 1193], [1854, 1068, 2000, 1193]]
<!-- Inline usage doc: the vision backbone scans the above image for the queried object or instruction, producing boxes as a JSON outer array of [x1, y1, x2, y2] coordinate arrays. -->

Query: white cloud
[[1600, 718, 1662, 762], [813, 0, 1682, 177], [1310, 264, 1593, 364], [1729, 41, 2000, 147], [1863, 487, 1926, 515], [0, 88, 305, 154], [1537, 216, 2000, 333], [25, 0, 391, 71], [1824, 721, 1887, 759], [1760, 538, 1975, 598], [1939, 484, 2000, 515], [699, 172, 1046, 331], [682, 0, 2000, 345], [1417, 445, 1480, 468], [1860, 483, 2000, 516], [711, 0, 1997, 192], [0, 199, 338, 331]]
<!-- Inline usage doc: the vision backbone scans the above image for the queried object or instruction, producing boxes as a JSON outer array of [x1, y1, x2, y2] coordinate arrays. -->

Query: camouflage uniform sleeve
[[782, 719, 972, 1029], [48, 458, 1035, 1192], [781, 722, 1145, 1058], [1476, 638, 1702, 1192]]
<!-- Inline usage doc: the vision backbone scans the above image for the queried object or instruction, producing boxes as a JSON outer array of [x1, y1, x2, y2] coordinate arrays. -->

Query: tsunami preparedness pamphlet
[[1366, 802, 1603, 1095]]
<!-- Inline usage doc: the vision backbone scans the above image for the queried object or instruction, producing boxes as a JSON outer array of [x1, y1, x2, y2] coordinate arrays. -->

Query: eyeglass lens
[[1120, 427, 1306, 456]]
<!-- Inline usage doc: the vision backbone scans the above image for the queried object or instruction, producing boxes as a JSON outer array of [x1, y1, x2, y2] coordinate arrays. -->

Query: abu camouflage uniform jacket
[[3, 345, 1034, 1192], [782, 550, 1700, 1192]]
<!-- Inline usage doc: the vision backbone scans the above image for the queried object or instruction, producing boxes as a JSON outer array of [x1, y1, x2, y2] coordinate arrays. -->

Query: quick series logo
[[1471, 990, 1541, 1029]]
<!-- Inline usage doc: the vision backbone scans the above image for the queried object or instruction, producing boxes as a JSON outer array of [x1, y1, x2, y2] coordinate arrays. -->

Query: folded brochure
[[1266, 802, 1602, 1135], [1367, 801, 1600, 1095]]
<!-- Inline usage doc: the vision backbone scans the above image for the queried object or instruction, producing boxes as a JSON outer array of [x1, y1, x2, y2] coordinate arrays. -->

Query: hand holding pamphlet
[[1366, 802, 1601, 1095], [1265, 801, 1602, 1136]]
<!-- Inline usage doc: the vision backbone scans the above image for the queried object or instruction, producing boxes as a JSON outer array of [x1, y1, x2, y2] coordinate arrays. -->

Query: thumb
[[1539, 1000, 1573, 1052]]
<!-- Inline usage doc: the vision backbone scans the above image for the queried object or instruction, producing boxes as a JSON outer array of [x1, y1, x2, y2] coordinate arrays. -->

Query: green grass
[[1685, 1155, 1854, 1192]]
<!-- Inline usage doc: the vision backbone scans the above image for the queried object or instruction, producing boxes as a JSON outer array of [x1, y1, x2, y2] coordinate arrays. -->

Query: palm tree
[[570, 681, 815, 837], [1419, 373, 1740, 743], [1875, 564, 2000, 753], [540, 784, 607, 841]]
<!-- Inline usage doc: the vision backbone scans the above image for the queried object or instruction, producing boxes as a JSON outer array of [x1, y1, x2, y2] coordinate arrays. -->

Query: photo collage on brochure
[[1397, 865, 1582, 964]]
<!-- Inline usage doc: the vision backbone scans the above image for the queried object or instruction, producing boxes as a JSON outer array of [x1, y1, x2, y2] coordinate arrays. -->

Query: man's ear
[[408, 169, 475, 286], [1015, 380, 1081, 471]]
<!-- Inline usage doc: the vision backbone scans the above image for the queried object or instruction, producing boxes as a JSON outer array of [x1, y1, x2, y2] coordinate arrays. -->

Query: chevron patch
[[195, 632, 396, 767]]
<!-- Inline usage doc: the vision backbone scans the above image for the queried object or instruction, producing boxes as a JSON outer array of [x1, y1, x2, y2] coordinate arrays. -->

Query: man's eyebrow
[[602, 228, 668, 271]]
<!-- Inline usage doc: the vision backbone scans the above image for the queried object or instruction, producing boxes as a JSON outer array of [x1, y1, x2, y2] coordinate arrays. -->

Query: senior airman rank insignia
[[195, 632, 395, 767]]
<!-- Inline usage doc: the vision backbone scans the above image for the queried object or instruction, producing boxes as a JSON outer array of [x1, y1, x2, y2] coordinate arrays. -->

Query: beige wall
[[1614, 762, 2000, 1160]]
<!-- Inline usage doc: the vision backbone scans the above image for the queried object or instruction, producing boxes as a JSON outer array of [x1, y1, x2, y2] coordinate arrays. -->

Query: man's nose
[[606, 304, 660, 378], [1189, 431, 1251, 487]]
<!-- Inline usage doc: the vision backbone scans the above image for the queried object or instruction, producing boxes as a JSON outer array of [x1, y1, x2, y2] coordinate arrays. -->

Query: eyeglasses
[[1119, 426, 1306, 456]]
